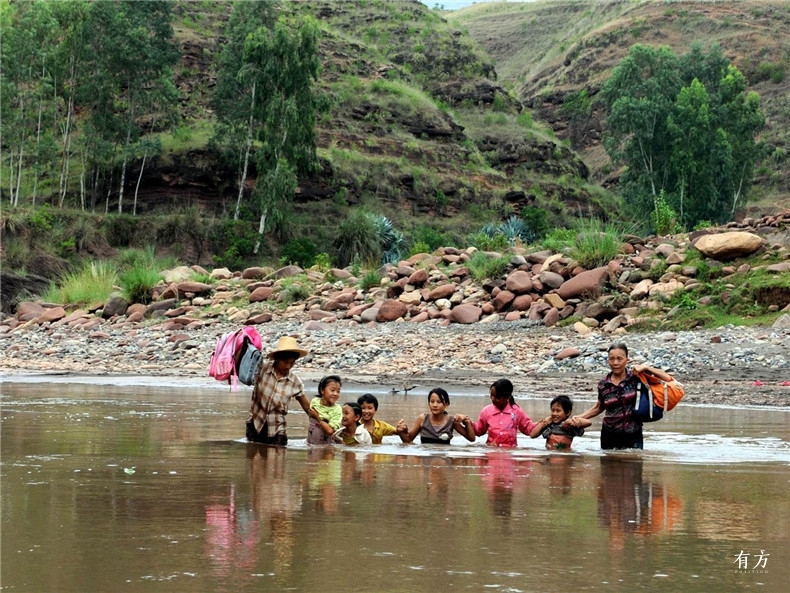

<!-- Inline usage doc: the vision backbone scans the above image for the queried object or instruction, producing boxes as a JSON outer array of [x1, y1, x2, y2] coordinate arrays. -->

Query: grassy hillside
[[449, 0, 790, 214]]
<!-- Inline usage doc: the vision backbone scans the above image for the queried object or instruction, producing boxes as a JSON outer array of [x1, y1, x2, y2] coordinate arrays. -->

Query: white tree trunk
[[15, 146, 24, 205], [235, 80, 256, 221], [118, 124, 132, 213], [80, 149, 87, 211], [33, 82, 45, 206], [58, 56, 76, 208], [133, 153, 146, 216], [253, 210, 267, 255]]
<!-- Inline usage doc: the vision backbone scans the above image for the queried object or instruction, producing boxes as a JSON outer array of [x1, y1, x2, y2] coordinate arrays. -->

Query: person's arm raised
[[632, 363, 673, 382], [453, 414, 475, 442], [404, 414, 424, 444]]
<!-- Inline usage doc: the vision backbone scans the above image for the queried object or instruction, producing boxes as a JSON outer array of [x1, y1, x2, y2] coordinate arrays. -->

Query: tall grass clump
[[467, 252, 510, 283], [120, 266, 163, 304], [45, 261, 118, 306], [277, 276, 313, 305], [571, 219, 624, 268], [359, 269, 382, 291]]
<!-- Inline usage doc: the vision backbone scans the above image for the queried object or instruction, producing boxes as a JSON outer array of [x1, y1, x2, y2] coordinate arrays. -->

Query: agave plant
[[374, 214, 405, 264], [503, 215, 537, 244]]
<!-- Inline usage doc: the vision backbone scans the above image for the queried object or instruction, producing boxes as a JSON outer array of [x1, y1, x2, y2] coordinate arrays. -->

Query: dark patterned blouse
[[597, 370, 641, 433]]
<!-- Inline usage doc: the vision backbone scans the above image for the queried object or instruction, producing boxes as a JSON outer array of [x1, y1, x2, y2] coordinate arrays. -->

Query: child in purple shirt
[[472, 379, 538, 448]]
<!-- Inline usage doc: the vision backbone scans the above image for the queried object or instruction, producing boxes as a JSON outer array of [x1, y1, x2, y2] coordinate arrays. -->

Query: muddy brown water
[[2, 376, 789, 592]]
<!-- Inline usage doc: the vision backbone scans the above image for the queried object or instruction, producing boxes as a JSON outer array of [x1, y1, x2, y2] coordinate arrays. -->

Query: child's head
[[341, 402, 363, 429], [357, 393, 379, 422], [318, 375, 342, 405], [490, 379, 515, 409], [428, 388, 450, 414], [550, 395, 573, 423]]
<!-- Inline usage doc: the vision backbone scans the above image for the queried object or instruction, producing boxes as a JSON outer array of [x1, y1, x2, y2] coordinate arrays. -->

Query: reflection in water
[[3, 381, 789, 593], [545, 453, 579, 495], [304, 447, 341, 513], [204, 483, 258, 577], [247, 444, 301, 577], [597, 456, 684, 552], [479, 451, 536, 517]]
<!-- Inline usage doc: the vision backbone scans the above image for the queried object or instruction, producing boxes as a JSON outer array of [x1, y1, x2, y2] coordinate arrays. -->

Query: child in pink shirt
[[472, 379, 538, 448]]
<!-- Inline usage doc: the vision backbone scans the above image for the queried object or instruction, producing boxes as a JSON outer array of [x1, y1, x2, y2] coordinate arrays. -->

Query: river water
[[2, 376, 788, 592]]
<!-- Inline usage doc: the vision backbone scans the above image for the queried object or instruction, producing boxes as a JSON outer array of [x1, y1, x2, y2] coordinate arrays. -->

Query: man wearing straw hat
[[246, 336, 315, 446]]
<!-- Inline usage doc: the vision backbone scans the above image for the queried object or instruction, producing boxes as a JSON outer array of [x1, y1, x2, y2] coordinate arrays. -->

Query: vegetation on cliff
[[1, 0, 788, 293]]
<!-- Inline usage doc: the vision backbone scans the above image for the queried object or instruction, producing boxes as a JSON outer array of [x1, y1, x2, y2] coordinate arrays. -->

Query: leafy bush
[[409, 241, 431, 256], [521, 206, 549, 240], [466, 252, 510, 282], [571, 219, 623, 269], [210, 220, 258, 270], [651, 190, 683, 236], [692, 220, 714, 231], [280, 238, 317, 268], [468, 231, 509, 252], [314, 252, 332, 271], [412, 225, 451, 251], [102, 214, 138, 248], [542, 227, 576, 253], [46, 261, 118, 306]]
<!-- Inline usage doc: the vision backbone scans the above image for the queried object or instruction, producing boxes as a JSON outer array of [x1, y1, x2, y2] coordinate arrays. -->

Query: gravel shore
[[2, 318, 789, 407]]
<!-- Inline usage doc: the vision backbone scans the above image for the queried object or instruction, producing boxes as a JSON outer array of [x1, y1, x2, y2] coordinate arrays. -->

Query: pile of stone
[[2, 213, 789, 336]]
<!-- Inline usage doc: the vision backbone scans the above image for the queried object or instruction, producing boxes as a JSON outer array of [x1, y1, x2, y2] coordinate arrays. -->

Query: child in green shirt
[[307, 375, 342, 445]]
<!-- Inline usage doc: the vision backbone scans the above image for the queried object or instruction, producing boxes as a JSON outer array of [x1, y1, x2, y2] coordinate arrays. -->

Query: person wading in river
[[246, 336, 316, 446], [574, 342, 672, 450]]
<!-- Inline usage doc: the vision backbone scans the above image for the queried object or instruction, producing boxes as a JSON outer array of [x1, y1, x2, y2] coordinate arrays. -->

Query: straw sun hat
[[266, 336, 308, 360]]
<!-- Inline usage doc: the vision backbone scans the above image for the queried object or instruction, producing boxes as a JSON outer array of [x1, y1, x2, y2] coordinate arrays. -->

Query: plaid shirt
[[248, 360, 305, 437]]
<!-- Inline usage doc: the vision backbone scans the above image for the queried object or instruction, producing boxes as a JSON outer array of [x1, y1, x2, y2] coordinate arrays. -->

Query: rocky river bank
[[3, 216, 790, 407]]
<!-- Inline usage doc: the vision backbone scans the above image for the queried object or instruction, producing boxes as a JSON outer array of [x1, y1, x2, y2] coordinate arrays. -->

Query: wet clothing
[[333, 424, 372, 446], [600, 424, 643, 450], [540, 422, 585, 450], [597, 370, 643, 450], [419, 413, 455, 445], [366, 418, 398, 444], [247, 360, 305, 441], [307, 398, 342, 445], [473, 402, 537, 447]]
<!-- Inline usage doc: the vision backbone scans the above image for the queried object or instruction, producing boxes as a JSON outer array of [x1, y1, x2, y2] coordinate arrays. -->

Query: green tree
[[603, 44, 764, 227], [0, 0, 60, 206], [241, 15, 327, 253], [85, 1, 178, 214], [211, 1, 280, 221], [602, 44, 679, 205], [667, 78, 712, 224]]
